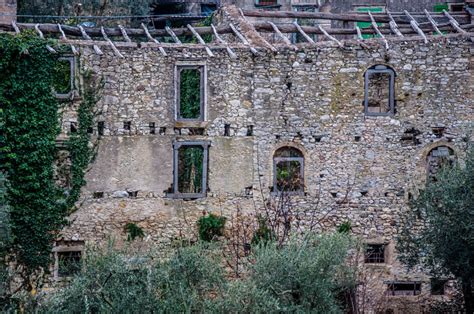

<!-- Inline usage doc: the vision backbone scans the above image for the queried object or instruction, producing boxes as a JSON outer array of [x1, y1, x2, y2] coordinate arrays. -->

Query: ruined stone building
[[1, 1, 473, 311]]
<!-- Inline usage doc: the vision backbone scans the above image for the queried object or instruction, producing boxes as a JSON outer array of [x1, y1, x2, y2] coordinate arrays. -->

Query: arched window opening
[[364, 65, 395, 116], [426, 146, 456, 180], [273, 147, 304, 193]]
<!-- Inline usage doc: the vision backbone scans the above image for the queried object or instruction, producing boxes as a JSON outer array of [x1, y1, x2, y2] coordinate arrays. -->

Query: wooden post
[[293, 21, 315, 44], [368, 11, 389, 49], [166, 26, 182, 44], [141, 23, 167, 56], [211, 24, 237, 59], [229, 23, 258, 55], [101, 27, 124, 58], [387, 10, 404, 37], [404, 11, 428, 43], [187, 24, 214, 57], [78, 24, 103, 55]]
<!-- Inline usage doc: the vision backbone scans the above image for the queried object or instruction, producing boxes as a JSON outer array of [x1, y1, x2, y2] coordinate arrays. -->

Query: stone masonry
[[53, 27, 474, 312]]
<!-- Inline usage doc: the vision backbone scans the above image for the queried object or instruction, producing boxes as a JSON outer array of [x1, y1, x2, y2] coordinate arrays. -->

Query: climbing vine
[[0, 32, 98, 272]]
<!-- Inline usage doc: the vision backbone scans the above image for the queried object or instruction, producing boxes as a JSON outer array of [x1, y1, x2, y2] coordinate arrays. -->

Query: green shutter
[[434, 3, 449, 12], [356, 7, 384, 39]]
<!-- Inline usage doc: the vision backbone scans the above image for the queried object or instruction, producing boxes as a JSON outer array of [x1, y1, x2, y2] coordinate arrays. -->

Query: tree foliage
[[397, 145, 474, 312]]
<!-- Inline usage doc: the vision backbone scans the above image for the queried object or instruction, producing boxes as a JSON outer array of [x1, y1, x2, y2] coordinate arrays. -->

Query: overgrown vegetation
[[197, 213, 226, 242], [0, 33, 97, 275], [398, 145, 474, 313], [124, 223, 145, 241], [39, 232, 357, 313]]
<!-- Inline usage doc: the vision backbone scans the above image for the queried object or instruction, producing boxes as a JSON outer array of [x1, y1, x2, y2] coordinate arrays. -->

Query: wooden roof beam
[[368, 12, 389, 49], [210, 23, 237, 59], [443, 10, 467, 34], [118, 25, 132, 42], [318, 24, 343, 47], [101, 26, 124, 58], [57, 23, 79, 55], [187, 24, 214, 57], [387, 10, 404, 37], [229, 23, 259, 55], [293, 21, 315, 44], [424, 9, 443, 36], [268, 21, 297, 50], [34, 23, 57, 53], [78, 24, 103, 55], [165, 26, 182, 44], [141, 23, 167, 56]]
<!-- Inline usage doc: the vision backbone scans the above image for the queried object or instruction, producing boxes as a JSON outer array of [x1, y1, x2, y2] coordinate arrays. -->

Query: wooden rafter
[[165, 26, 182, 44], [57, 23, 79, 55], [78, 24, 103, 55], [368, 12, 389, 49], [11, 21, 20, 33], [210, 24, 237, 59], [141, 23, 167, 56], [443, 10, 467, 34], [268, 21, 297, 50], [356, 26, 364, 40], [404, 10, 428, 44], [187, 24, 213, 57], [101, 26, 124, 58], [34, 23, 56, 53], [318, 25, 343, 47], [118, 25, 132, 42], [387, 10, 404, 37], [424, 9, 443, 36], [293, 21, 315, 44], [229, 23, 258, 55]]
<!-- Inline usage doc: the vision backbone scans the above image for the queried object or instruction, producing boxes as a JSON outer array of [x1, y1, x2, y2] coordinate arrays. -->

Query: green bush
[[197, 213, 226, 242], [124, 223, 144, 241]]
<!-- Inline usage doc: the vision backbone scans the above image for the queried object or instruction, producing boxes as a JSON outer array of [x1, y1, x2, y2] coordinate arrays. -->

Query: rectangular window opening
[[54, 56, 74, 98], [177, 66, 204, 121], [98, 121, 105, 136], [58, 251, 82, 277], [364, 67, 395, 116], [386, 282, 421, 296], [365, 244, 385, 263], [274, 158, 304, 193], [431, 279, 447, 296], [149, 122, 156, 134], [124, 121, 131, 130], [172, 142, 209, 198]]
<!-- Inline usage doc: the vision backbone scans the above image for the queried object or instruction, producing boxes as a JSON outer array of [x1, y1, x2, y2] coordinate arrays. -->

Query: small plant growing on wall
[[125, 223, 144, 241], [197, 213, 226, 242], [251, 215, 274, 246], [337, 221, 352, 234]]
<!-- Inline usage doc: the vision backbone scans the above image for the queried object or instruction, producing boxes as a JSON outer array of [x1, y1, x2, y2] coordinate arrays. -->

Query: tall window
[[54, 56, 75, 99], [176, 65, 205, 121], [173, 141, 210, 198], [273, 147, 304, 193], [426, 146, 456, 180], [364, 65, 395, 116]]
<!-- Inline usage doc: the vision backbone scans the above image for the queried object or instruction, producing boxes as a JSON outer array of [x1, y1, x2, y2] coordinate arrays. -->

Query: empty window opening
[[54, 56, 74, 98], [124, 121, 131, 130], [354, 135, 361, 142], [70, 122, 77, 133], [247, 125, 254, 136], [314, 135, 323, 143], [57, 251, 81, 277], [159, 127, 166, 135], [431, 279, 447, 296], [97, 121, 105, 136], [149, 122, 156, 134], [189, 128, 205, 135], [427, 146, 456, 180], [364, 65, 395, 116], [128, 191, 138, 198], [273, 147, 304, 193], [386, 282, 421, 296], [173, 142, 210, 198], [177, 66, 204, 121], [365, 244, 385, 263], [224, 124, 230, 136], [87, 127, 93, 134], [401, 128, 421, 145]]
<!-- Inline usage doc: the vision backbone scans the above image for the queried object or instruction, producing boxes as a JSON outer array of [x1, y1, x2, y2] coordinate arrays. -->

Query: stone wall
[[58, 34, 473, 311], [0, 0, 16, 24]]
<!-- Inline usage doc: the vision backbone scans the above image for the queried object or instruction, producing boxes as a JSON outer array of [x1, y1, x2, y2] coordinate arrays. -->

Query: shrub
[[197, 213, 226, 242], [124, 223, 144, 241], [251, 215, 274, 246]]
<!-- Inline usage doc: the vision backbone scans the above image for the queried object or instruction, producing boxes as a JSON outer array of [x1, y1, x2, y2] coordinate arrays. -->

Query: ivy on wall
[[0, 32, 97, 273]]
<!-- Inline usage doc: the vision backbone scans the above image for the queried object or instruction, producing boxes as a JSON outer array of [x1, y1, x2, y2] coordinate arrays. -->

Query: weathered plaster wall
[[58, 35, 473, 311]]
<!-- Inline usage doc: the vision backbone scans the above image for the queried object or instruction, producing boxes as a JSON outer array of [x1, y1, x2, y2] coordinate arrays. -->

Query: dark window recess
[[247, 125, 254, 136], [149, 122, 156, 134], [386, 282, 421, 296], [178, 66, 204, 121], [128, 191, 138, 198], [255, 0, 278, 6], [201, 4, 216, 16], [224, 124, 230, 136], [54, 57, 74, 97], [432, 127, 445, 138], [354, 135, 361, 142], [97, 121, 105, 136], [87, 127, 93, 134], [274, 147, 304, 193], [189, 128, 205, 135], [70, 122, 77, 133], [93, 191, 104, 199], [431, 279, 447, 295], [364, 65, 395, 116], [159, 127, 166, 135], [58, 251, 81, 276], [427, 146, 456, 180], [124, 121, 131, 130], [365, 244, 385, 263], [401, 128, 421, 145], [172, 141, 210, 199]]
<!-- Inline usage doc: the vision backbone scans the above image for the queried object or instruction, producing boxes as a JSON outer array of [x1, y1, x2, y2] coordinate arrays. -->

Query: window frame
[[385, 281, 422, 296], [364, 65, 395, 117], [364, 243, 386, 264], [175, 63, 206, 122], [273, 156, 305, 195], [172, 141, 210, 199], [52, 241, 84, 280], [55, 55, 76, 99]]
